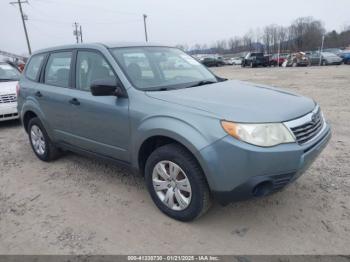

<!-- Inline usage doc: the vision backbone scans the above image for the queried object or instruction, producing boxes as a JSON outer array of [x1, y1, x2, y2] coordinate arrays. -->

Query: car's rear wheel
[[28, 117, 61, 162], [145, 144, 211, 221]]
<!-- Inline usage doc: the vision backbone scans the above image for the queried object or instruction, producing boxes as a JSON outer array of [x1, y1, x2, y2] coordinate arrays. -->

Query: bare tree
[[181, 16, 349, 55], [289, 17, 325, 51]]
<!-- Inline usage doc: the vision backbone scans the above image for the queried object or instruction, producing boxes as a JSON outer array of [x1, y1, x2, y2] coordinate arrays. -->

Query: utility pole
[[80, 25, 83, 43], [73, 22, 79, 43], [319, 34, 325, 66], [10, 0, 32, 54], [143, 14, 148, 42], [277, 40, 281, 68]]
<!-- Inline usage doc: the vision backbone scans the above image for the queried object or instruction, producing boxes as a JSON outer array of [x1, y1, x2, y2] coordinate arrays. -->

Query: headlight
[[221, 121, 295, 147]]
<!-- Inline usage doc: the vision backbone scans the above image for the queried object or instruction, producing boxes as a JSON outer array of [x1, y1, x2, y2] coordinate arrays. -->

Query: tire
[[321, 60, 327, 66], [28, 117, 61, 162], [145, 143, 211, 221]]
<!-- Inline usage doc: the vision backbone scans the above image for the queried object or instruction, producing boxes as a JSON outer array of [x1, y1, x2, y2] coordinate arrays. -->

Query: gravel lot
[[0, 65, 349, 255]]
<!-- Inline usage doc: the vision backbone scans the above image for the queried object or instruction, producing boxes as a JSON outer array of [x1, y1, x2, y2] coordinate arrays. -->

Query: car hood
[[326, 56, 342, 62], [0, 80, 17, 95], [146, 80, 315, 123]]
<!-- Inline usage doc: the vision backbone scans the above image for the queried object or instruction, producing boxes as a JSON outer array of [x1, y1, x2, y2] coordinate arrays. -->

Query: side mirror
[[90, 78, 125, 97]]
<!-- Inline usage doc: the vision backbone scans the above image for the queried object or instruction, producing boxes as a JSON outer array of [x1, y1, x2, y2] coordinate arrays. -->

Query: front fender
[[131, 116, 213, 169]]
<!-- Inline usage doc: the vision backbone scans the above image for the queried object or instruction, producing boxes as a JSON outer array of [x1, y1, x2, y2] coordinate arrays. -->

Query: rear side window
[[44, 52, 72, 88], [25, 54, 45, 81]]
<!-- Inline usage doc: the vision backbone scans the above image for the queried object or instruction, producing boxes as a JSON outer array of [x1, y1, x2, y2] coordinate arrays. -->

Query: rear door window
[[25, 54, 45, 81], [44, 52, 72, 88]]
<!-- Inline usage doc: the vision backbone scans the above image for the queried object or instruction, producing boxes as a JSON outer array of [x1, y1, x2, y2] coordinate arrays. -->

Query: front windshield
[[0, 63, 21, 81], [322, 52, 336, 57], [110, 47, 217, 91]]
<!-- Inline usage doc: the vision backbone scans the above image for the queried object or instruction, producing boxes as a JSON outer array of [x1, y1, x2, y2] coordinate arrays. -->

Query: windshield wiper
[[0, 78, 18, 81], [144, 87, 170, 91], [188, 80, 217, 88], [144, 80, 217, 91]]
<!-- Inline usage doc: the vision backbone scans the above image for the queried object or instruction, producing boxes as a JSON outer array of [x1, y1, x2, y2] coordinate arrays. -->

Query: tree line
[[177, 17, 350, 55]]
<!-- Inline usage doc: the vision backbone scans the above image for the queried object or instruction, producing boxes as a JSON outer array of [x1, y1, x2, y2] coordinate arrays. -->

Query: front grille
[[0, 94, 17, 104], [290, 108, 323, 145], [0, 113, 18, 119]]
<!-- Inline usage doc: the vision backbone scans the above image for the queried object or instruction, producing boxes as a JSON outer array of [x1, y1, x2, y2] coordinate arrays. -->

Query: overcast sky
[[1, 0, 350, 55]]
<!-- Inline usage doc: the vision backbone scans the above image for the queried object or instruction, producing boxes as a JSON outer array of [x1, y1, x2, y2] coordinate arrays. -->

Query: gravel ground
[[0, 65, 349, 255]]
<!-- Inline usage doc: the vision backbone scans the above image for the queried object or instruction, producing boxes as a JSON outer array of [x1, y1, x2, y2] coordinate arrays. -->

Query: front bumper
[[0, 103, 19, 121], [196, 124, 331, 205]]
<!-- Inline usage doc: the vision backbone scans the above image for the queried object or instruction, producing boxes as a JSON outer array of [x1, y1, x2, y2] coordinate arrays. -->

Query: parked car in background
[[0, 61, 21, 121], [223, 57, 232, 65], [308, 52, 342, 66], [18, 43, 331, 221], [242, 52, 269, 67], [224, 57, 242, 65], [269, 53, 289, 66], [323, 48, 343, 56], [216, 56, 226, 66], [284, 52, 309, 67], [200, 57, 224, 67], [231, 57, 243, 65], [339, 51, 350, 64]]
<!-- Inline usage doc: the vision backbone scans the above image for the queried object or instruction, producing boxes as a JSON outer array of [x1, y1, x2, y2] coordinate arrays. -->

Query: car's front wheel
[[28, 117, 61, 162], [145, 144, 211, 221]]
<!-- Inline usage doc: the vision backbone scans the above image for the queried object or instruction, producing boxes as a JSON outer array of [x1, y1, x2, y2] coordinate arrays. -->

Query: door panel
[[34, 83, 73, 141], [67, 89, 130, 161], [67, 50, 130, 162], [35, 51, 74, 142]]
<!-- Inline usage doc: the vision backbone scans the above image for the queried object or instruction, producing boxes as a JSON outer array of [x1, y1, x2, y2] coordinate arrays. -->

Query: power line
[[10, 0, 32, 54], [31, 0, 140, 16], [28, 22, 69, 40], [29, 18, 72, 25], [27, 16, 142, 25]]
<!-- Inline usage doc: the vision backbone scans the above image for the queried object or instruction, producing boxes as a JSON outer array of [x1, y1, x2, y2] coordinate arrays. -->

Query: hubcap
[[30, 125, 46, 155], [152, 160, 192, 211]]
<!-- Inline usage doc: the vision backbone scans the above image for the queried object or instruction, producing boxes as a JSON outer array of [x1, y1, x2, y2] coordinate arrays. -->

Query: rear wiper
[[188, 80, 217, 88]]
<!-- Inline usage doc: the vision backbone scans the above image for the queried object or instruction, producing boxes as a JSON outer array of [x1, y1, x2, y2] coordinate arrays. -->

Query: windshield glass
[[0, 63, 20, 81], [322, 52, 336, 57], [110, 47, 217, 91]]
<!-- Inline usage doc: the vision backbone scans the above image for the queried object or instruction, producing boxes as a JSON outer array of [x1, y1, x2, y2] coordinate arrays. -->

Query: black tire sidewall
[[145, 145, 207, 221], [28, 118, 51, 161]]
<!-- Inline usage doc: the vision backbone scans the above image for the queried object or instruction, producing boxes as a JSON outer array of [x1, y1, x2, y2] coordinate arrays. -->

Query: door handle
[[35, 91, 43, 98], [69, 98, 80, 106]]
